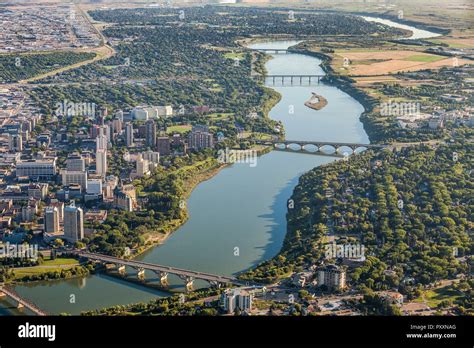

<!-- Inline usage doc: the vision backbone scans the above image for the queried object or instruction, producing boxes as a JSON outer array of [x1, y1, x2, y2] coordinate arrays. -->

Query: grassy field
[[414, 285, 464, 308], [12, 257, 80, 279], [224, 52, 245, 60], [166, 124, 192, 134], [403, 55, 445, 63]]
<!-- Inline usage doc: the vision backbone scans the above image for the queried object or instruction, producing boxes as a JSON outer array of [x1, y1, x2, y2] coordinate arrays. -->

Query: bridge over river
[[0, 286, 47, 316], [71, 251, 245, 291]]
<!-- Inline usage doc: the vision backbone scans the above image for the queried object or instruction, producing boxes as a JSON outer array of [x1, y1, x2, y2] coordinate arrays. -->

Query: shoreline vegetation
[[304, 92, 328, 111]]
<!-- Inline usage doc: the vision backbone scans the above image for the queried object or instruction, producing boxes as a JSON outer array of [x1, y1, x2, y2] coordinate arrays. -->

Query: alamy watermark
[[217, 147, 258, 167], [325, 242, 365, 260], [55, 99, 96, 118], [380, 100, 420, 117], [0, 242, 38, 261]]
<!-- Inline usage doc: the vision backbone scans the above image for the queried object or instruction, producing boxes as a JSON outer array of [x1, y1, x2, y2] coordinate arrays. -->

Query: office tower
[[44, 206, 60, 233], [64, 203, 84, 243], [125, 122, 134, 147], [145, 119, 157, 148]]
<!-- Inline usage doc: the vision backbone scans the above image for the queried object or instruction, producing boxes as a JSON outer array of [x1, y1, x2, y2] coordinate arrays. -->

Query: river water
[[1, 17, 438, 315]]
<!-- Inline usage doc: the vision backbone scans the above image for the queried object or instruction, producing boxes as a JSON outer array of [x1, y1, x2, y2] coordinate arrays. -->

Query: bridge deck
[[73, 251, 238, 284], [254, 139, 383, 148]]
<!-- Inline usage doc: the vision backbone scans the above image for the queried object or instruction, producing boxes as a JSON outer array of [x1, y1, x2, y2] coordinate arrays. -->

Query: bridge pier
[[137, 267, 145, 279], [117, 265, 126, 275], [17, 302, 24, 310], [179, 275, 195, 291], [154, 271, 169, 286]]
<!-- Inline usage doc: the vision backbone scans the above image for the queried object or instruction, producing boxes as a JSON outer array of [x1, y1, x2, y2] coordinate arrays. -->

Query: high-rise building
[[188, 125, 214, 150], [125, 122, 134, 147], [44, 206, 60, 233], [64, 203, 84, 243], [145, 119, 157, 148], [96, 149, 107, 177], [220, 288, 253, 314], [8, 133, 23, 152], [96, 133, 108, 151], [318, 264, 346, 290], [156, 137, 171, 156]]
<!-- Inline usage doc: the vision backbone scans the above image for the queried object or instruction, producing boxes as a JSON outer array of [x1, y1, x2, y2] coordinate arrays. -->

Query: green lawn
[[12, 257, 79, 279], [208, 112, 233, 120], [42, 258, 79, 266], [166, 124, 192, 134], [224, 52, 245, 60], [403, 54, 445, 62]]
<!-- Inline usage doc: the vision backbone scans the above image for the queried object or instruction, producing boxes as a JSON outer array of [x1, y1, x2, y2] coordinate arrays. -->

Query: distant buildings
[[63, 203, 84, 243], [220, 288, 253, 314], [131, 105, 173, 120], [318, 264, 346, 291]]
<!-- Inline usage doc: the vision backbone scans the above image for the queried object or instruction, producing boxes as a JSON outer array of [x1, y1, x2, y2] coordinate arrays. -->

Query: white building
[[136, 156, 150, 177], [96, 149, 107, 176], [220, 288, 253, 314], [131, 107, 149, 120], [156, 105, 173, 118]]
